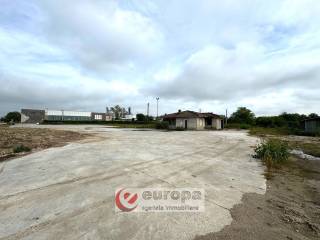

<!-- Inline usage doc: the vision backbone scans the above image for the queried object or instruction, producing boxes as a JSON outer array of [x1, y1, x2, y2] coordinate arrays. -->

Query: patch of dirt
[[0, 125, 91, 161], [194, 157, 320, 240]]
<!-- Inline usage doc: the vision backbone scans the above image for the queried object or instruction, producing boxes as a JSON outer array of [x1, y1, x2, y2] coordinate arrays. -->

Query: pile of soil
[[0, 125, 89, 161], [195, 157, 320, 240]]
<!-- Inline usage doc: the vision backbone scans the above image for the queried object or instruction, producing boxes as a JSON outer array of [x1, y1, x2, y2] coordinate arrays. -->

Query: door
[[184, 119, 188, 129]]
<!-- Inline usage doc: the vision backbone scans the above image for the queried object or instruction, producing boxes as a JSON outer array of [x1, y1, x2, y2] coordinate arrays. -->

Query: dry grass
[[0, 125, 88, 161]]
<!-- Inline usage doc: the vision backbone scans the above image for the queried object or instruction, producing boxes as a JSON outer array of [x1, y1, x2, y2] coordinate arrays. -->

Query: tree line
[[228, 107, 318, 130]]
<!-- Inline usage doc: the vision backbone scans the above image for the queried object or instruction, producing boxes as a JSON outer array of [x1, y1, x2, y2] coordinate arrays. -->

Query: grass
[[254, 139, 289, 169]]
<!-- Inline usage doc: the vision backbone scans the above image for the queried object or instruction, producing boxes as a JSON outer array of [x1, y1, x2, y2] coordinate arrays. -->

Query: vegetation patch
[[13, 144, 31, 153], [254, 139, 289, 168]]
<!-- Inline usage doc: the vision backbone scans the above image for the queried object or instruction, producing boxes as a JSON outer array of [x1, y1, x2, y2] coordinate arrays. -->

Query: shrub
[[13, 144, 31, 153], [175, 127, 185, 131], [155, 121, 169, 129], [254, 139, 289, 168]]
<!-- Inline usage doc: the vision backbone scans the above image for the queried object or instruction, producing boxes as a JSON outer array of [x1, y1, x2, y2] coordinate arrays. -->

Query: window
[[95, 115, 102, 120]]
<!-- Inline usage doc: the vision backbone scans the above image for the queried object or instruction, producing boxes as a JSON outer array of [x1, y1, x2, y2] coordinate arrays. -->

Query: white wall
[[176, 118, 204, 130]]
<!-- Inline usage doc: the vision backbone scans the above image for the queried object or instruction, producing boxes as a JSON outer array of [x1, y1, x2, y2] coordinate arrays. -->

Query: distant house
[[162, 110, 223, 130], [303, 117, 320, 134]]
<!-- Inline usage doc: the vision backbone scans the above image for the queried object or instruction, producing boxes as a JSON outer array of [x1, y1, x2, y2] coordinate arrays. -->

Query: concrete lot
[[0, 126, 266, 240]]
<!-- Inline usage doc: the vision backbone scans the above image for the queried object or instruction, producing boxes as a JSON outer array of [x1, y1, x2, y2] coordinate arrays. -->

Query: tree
[[136, 113, 153, 122], [110, 105, 126, 120], [3, 111, 21, 123], [229, 107, 255, 125], [308, 113, 319, 119], [136, 113, 146, 122]]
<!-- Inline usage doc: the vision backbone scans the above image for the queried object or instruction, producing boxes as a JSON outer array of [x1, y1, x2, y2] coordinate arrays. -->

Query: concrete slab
[[0, 126, 266, 240]]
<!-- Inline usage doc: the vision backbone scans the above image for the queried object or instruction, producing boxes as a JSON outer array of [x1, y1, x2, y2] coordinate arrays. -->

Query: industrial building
[[21, 107, 133, 124], [162, 110, 223, 130]]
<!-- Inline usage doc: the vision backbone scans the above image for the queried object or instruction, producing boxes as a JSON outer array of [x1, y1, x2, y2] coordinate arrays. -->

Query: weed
[[254, 139, 289, 168]]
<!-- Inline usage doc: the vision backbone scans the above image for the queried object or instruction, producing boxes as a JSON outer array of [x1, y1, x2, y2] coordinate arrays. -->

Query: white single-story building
[[162, 110, 223, 130]]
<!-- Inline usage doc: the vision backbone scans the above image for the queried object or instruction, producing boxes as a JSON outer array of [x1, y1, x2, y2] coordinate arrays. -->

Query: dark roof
[[304, 117, 320, 122], [162, 110, 222, 119]]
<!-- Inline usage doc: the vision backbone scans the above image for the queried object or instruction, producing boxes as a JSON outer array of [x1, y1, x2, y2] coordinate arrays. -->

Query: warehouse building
[[21, 109, 112, 123]]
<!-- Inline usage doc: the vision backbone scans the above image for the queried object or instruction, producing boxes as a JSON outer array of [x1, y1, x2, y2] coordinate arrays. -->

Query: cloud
[[147, 41, 320, 100], [35, 0, 164, 74]]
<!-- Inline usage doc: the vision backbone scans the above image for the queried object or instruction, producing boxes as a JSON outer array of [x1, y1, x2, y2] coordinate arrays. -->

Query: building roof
[[162, 110, 222, 119]]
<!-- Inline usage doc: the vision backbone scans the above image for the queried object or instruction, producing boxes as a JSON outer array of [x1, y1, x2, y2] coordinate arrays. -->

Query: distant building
[[304, 117, 320, 134], [162, 110, 223, 130], [21, 109, 111, 123]]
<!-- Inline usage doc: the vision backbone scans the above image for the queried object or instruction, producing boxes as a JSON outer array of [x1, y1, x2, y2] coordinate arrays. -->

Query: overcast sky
[[1, 0, 319, 117]]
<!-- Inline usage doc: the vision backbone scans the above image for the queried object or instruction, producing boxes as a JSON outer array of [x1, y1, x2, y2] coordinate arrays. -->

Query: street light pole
[[156, 97, 160, 119]]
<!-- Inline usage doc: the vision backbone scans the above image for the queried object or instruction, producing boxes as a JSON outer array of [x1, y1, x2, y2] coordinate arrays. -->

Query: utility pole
[[147, 102, 149, 117], [156, 97, 159, 119], [225, 109, 228, 125]]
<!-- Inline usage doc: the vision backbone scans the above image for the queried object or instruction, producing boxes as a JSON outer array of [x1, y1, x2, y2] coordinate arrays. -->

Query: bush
[[155, 121, 169, 129], [13, 144, 31, 153], [175, 127, 185, 131], [254, 139, 289, 168]]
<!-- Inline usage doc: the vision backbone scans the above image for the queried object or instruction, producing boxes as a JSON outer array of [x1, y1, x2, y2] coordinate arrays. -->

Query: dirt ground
[[194, 155, 320, 240], [0, 126, 265, 240], [0, 125, 89, 161]]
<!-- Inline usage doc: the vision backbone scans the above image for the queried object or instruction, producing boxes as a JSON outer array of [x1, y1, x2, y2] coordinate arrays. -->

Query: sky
[[0, 0, 320, 117]]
